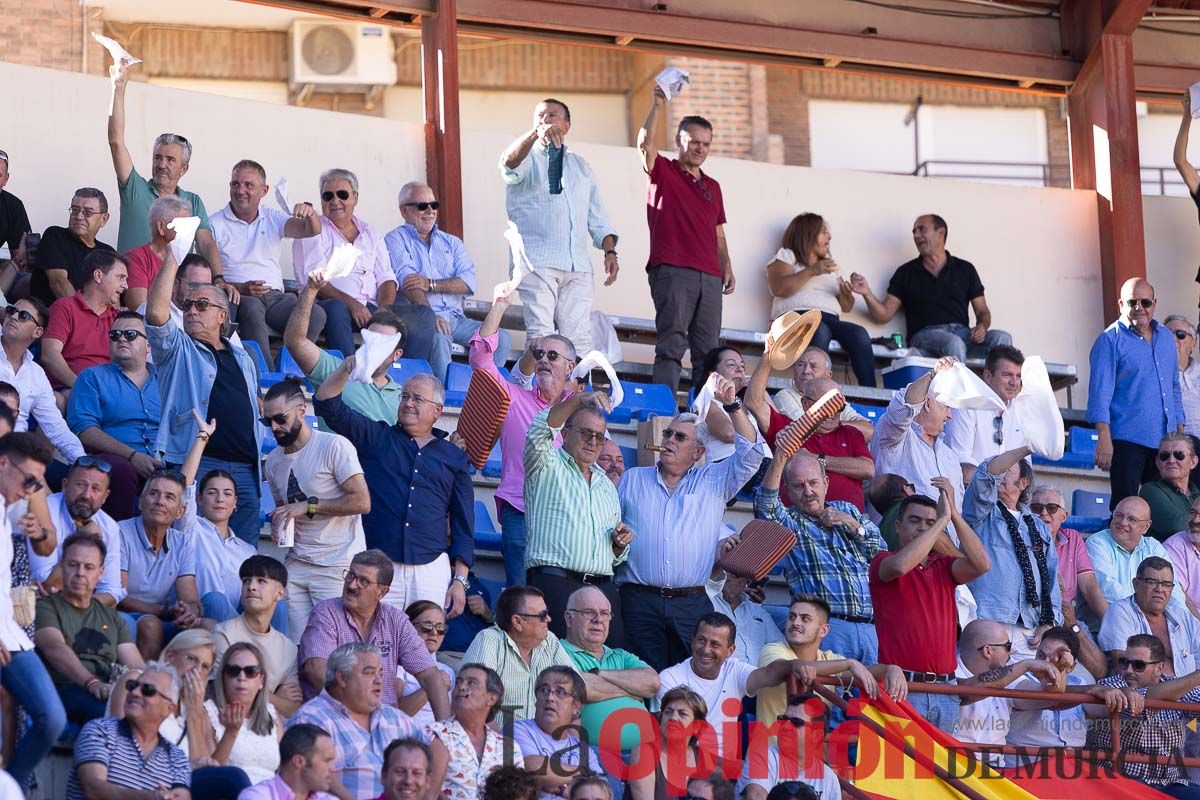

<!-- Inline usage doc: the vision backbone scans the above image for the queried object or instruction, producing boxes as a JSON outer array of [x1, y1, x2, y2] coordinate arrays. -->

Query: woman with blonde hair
[[198, 641, 281, 784]]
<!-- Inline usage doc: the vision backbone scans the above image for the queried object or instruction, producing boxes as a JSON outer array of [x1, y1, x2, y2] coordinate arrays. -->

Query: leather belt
[[901, 670, 955, 684], [623, 583, 706, 598], [830, 613, 874, 624], [527, 566, 612, 585]]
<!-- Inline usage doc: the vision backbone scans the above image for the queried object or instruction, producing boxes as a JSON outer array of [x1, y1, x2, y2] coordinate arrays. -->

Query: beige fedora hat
[[767, 309, 823, 371]]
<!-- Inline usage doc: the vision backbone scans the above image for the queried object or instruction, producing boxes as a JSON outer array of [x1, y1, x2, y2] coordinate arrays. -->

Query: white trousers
[[518, 267, 593, 354], [285, 559, 348, 644], [382, 553, 451, 613]]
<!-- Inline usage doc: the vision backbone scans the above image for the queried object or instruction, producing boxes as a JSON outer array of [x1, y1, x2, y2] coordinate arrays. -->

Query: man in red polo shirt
[[41, 250, 127, 399], [637, 85, 734, 394], [868, 480, 990, 733]]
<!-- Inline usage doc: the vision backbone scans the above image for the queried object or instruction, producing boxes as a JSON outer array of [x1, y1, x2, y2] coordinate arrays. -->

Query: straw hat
[[767, 309, 823, 370]]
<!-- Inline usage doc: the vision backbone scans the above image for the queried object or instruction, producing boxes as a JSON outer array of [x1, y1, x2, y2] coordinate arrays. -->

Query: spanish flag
[[847, 693, 1171, 799]]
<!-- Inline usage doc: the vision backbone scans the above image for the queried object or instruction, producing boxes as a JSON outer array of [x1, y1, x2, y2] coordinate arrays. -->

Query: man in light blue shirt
[[499, 99, 619, 355], [385, 182, 510, 382], [1086, 278, 1184, 508], [1084, 497, 1183, 630], [1098, 556, 1200, 678]]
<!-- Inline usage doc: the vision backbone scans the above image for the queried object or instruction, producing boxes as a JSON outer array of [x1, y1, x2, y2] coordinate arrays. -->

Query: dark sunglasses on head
[[1176, 329, 1195, 340], [1119, 657, 1163, 673], [108, 329, 146, 342], [4, 306, 37, 324], [1030, 502, 1062, 515], [73, 456, 113, 474], [321, 189, 352, 202], [126, 679, 174, 701], [1158, 450, 1189, 462], [181, 298, 217, 313], [223, 664, 264, 679], [1125, 298, 1155, 309], [531, 348, 564, 362], [403, 201, 440, 211]]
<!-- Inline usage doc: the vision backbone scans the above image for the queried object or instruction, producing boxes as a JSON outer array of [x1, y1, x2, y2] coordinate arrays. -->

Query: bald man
[[764, 346, 874, 442], [1084, 497, 1185, 626], [1087, 278, 1185, 508]]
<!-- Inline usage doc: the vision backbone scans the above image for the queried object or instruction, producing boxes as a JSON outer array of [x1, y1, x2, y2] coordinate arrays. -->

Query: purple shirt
[[1164, 531, 1200, 609], [1055, 527, 1094, 604], [297, 598, 436, 705], [238, 774, 338, 800], [468, 330, 572, 512]]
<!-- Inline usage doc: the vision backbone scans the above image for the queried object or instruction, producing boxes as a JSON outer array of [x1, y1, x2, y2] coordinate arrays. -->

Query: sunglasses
[[73, 456, 113, 474], [403, 201, 440, 211], [12, 463, 43, 494], [321, 189, 352, 202], [1125, 298, 1155, 309], [977, 641, 1013, 653], [414, 621, 448, 635], [992, 415, 1004, 446], [108, 329, 146, 342], [661, 429, 690, 443], [4, 306, 37, 324], [223, 664, 264, 679], [776, 714, 824, 728], [181, 298, 218, 313], [1176, 329, 1195, 341], [515, 610, 551, 622], [1158, 450, 1190, 462], [1118, 657, 1164, 673], [531, 348, 565, 362], [258, 404, 305, 427], [1030, 502, 1062, 515], [567, 426, 605, 444], [126, 679, 176, 702]]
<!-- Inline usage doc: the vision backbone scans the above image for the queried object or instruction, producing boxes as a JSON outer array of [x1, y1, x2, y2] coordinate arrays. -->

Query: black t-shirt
[[0, 191, 30, 254], [31, 225, 115, 307], [886, 251, 985, 337], [202, 343, 258, 465]]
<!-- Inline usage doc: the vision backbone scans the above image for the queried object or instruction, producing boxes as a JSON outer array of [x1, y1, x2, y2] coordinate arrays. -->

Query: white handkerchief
[[656, 67, 691, 100], [1191, 81, 1200, 120], [94, 32, 142, 116], [494, 221, 536, 301], [350, 329, 403, 385], [689, 372, 722, 422], [929, 363, 1005, 411], [1011, 356, 1065, 459], [275, 178, 290, 212], [570, 350, 624, 408], [167, 216, 201, 265], [324, 243, 360, 281]]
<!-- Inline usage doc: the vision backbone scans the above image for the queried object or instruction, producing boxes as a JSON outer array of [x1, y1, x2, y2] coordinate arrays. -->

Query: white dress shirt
[[943, 405, 1028, 469], [0, 497, 32, 652], [181, 485, 255, 609], [28, 492, 124, 603], [0, 348, 84, 462]]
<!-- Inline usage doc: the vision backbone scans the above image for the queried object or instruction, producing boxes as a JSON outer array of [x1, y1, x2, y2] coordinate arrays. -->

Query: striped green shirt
[[523, 409, 626, 575], [461, 626, 577, 720]]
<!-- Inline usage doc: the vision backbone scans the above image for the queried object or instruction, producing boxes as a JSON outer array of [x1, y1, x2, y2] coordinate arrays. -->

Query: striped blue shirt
[[67, 717, 190, 800], [616, 433, 764, 589], [384, 223, 476, 322], [500, 143, 617, 273]]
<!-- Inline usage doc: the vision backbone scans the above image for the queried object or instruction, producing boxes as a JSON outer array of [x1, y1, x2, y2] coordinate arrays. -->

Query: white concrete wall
[[1138, 110, 1195, 197], [6, 61, 1116, 404]]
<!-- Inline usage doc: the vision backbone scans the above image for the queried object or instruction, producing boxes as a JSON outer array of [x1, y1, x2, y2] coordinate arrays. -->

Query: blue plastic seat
[[619, 445, 638, 471], [275, 346, 314, 389], [850, 403, 884, 424], [473, 500, 501, 551], [482, 444, 503, 479], [1072, 489, 1110, 517], [1064, 515, 1107, 534], [613, 382, 676, 423], [387, 358, 434, 386], [243, 340, 285, 390], [444, 362, 472, 407], [1068, 426, 1100, 456]]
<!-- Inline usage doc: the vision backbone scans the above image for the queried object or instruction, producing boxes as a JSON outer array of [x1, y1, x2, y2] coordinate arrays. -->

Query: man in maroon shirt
[[868, 481, 989, 732], [637, 85, 734, 394]]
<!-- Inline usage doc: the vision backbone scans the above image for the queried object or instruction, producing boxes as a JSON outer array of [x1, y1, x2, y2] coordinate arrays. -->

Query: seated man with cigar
[[524, 391, 632, 648]]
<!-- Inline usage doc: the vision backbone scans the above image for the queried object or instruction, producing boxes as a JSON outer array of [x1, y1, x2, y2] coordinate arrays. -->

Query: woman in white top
[[199, 641, 282, 784], [691, 349, 769, 465], [397, 600, 455, 730], [766, 213, 876, 387]]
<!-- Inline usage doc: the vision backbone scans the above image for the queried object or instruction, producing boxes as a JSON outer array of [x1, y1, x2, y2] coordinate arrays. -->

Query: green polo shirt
[[1139, 480, 1200, 542], [117, 165, 211, 252], [308, 348, 403, 424], [563, 639, 651, 751], [461, 626, 576, 720]]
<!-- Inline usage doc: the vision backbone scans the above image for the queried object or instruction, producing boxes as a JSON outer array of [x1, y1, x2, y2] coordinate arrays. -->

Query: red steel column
[[421, 0, 463, 237]]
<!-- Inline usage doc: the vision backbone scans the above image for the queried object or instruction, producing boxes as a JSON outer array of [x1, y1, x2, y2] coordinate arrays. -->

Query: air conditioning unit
[[290, 21, 397, 89]]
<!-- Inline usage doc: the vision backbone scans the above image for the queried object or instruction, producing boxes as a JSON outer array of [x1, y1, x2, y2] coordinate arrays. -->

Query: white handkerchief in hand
[[275, 178, 290, 212], [350, 329, 403, 385], [570, 350, 624, 408], [1011, 356, 1065, 459], [494, 221, 536, 301], [1191, 81, 1200, 120], [167, 217, 201, 265], [93, 32, 142, 116], [929, 362, 1005, 412], [323, 243, 360, 281], [656, 67, 691, 100], [689, 372, 723, 422]]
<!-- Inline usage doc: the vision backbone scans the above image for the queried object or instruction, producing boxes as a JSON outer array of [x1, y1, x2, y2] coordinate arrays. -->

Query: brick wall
[[661, 57, 755, 160], [0, 0, 105, 74]]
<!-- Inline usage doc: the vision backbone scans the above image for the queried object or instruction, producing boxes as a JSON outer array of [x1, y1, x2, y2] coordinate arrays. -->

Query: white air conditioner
[[290, 21, 397, 89]]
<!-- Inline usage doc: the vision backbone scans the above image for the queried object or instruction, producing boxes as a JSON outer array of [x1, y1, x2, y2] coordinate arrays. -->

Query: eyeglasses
[[992, 415, 1004, 446], [126, 679, 177, 703], [321, 189, 352, 202], [1113, 511, 1148, 525], [12, 462, 43, 494], [399, 392, 438, 406], [68, 206, 103, 219], [414, 621, 448, 635], [661, 429, 690, 443], [1030, 502, 1062, 515], [515, 610, 551, 622], [403, 201, 440, 211], [4, 306, 37, 324], [181, 298, 218, 313], [1158, 450, 1190, 462], [108, 329, 146, 342], [258, 404, 305, 427], [223, 664, 264, 679], [776, 714, 824, 728], [977, 641, 1013, 653], [566, 427, 605, 444], [1119, 657, 1164, 673], [73, 456, 113, 474], [567, 608, 612, 621], [1176, 329, 1195, 341], [531, 348, 565, 362], [342, 570, 381, 588], [535, 685, 574, 699], [1124, 298, 1155, 309], [1137, 577, 1176, 591]]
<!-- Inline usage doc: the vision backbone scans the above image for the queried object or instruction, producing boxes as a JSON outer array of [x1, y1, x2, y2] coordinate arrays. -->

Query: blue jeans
[[2, 649, 67, 784], [197, 457, 261, 546], [907, 688, 960, 734], [57, 681, 108, 725], [807, 311, 877, 387], [430, 316, 510, 383], [822, 618, 878, 665], [909, 323, 1012, 362], [318, 299, 438, 365], [201, 592, 289, 637], [120, 611, 182, 646], [499, 501, 526, 587]]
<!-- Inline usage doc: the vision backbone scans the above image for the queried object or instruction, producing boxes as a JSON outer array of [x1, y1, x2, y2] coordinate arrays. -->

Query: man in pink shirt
[[239, 723, 338, 800], [1031, 484, 1109, 624], [1163, 494, 1200, 617], [469, 287, 578, 586]]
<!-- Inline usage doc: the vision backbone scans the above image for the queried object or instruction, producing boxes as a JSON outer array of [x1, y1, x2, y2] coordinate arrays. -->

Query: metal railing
[[911, 159, 1051, 187], [1142, 165, 1191, 196]]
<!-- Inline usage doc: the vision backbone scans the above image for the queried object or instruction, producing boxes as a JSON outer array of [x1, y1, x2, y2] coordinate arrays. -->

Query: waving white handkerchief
[[656, 67, 691, 100], [167, 217, 201, 265], [495, 221, 536, 301], [350, 329, 403, 384], [1011, 356, 1064, 459], [929, 362, 1004, 411], [94, 33, 142, 116], [324, 243, 360, 281], [274, 178, 290, 212], [689, 371, 724, 422], [570, 350, 624, 408]]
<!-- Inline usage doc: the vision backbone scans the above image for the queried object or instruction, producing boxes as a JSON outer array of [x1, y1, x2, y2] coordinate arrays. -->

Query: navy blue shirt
[[313, 394, 475, 567]]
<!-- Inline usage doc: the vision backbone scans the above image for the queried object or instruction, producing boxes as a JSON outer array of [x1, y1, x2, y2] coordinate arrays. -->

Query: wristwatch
[[305, 496, 319, 519], [1069, 624, 1082, 635], [604, 249, 618, 258], [722, 399, 743, 414], [452, 574, 470, 590]]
